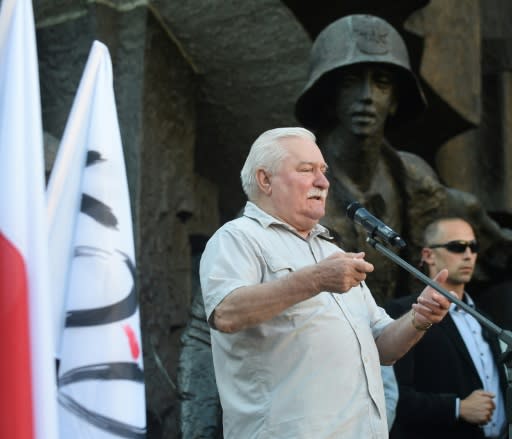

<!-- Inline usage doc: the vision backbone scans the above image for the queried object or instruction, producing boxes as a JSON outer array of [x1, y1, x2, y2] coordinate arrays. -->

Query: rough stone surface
[[437, 0, 512, 220], [152, 0, 311, 221]]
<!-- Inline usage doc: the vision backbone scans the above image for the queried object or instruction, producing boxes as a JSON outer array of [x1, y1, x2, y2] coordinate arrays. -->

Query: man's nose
[[463, 246, 473, 258], [359, 75, 374, 101], [315, 170, 330, 188]]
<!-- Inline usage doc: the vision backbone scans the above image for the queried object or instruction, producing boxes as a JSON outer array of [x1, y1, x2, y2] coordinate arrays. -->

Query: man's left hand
[[412, 269, 453, 327]]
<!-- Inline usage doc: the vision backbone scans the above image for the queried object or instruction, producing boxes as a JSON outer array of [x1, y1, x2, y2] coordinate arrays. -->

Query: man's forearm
[[378, 271, 451, 363], [376, 309, 426, 364], [212, 265, 321, 333]]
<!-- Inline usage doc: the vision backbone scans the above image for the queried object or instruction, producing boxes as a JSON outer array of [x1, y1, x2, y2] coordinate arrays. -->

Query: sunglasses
[[428, 240, 479, 254]]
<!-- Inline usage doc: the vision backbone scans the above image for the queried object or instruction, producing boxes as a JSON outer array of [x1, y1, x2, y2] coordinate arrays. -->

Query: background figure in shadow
[[177, 250, 223, 439]]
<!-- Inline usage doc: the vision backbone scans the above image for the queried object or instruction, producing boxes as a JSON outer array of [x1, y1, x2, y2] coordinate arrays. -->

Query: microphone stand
[[366, 236, 512, 438]]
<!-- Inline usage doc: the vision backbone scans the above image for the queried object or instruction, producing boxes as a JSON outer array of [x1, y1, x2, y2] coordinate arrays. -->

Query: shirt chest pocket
[[260, 248, 294, 282]]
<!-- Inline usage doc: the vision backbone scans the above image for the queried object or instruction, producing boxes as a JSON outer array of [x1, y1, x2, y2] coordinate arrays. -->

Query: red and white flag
[[0, 0, 60, 438], [46, 40, 146, 438]]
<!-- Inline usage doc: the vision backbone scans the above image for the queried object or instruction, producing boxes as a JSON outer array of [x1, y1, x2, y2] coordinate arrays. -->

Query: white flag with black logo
[[47, 40, 146, 438]]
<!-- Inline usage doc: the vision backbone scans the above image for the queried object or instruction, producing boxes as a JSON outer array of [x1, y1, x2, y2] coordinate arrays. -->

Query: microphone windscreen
[[346, 201, 362, 220]]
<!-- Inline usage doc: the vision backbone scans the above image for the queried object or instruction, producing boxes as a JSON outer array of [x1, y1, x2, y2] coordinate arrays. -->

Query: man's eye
[[339, 76, 358, 87], [374, 74, 394, 86]]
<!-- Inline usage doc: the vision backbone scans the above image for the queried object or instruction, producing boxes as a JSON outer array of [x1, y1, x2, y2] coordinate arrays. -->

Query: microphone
[[346, 202, 406, 249]]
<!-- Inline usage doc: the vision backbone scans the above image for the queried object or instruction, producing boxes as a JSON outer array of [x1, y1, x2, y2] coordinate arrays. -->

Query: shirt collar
[[449, 291, 475, 313], [243, 201, 332, 240]]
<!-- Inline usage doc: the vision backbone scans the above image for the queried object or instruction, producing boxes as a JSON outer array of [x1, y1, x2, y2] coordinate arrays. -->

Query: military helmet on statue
[[295, 14, 427, 131]]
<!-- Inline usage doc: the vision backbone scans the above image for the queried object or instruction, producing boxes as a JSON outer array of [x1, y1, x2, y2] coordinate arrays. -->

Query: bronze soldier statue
[[295, 14, 512, 303]]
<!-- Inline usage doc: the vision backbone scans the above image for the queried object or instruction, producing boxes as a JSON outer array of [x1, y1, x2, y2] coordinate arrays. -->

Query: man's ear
[[256, 169, 272, 195], [421, 247, 434, 267]]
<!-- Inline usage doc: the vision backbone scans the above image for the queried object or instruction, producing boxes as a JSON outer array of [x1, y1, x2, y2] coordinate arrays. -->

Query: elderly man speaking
[[200, 127, 452, 439]]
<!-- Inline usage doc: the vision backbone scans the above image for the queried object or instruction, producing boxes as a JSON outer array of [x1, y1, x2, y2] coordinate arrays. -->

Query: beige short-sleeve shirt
[[200, 202, 393, 439]]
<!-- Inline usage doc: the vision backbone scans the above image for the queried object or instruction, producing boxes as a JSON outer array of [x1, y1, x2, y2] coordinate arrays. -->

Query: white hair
[[240, 127, 316, 201]]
